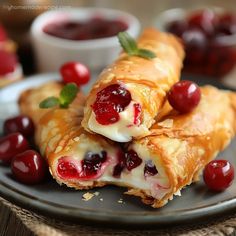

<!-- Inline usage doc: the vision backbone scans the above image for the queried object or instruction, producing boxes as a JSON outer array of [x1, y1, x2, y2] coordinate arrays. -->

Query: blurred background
[[1, 0, 236, 87]]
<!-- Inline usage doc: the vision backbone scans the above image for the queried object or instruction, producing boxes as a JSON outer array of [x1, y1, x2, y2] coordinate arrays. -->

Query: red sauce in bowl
[[43, 17, 128, 40]]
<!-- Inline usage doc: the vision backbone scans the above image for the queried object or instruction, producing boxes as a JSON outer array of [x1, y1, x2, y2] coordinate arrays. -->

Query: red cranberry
[[144, 160, 158, 176], [187, 9, 217, 36], [81, 151, 107, 177], [0, 50, 17, 76], [4, 115, 35, 137], [125, 150, 142, 171], [203, 160, 234, 191], [0, 25, 7, 42], [92, 84, 131, 125], [57, 160, 79, 179], [168, 80, 201, 113], [182, 28, 207, 48], [133, 103, 141, 125], [60, 62, 90, 86], [11, 150, 47, 184], [166, 20, 188, 37], [0, 133, 29, 164], [215, 14, 236, 36], [113, 150, 125, 178]]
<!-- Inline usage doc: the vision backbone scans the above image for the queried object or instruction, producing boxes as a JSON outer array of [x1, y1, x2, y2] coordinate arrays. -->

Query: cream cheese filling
[[55, 135, 170, 200], [88, 101, 149, 142]]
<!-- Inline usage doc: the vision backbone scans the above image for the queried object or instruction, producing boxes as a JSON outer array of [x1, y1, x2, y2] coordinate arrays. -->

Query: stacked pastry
[[0, 24, 23, 88], [19, 29, 236, 208]]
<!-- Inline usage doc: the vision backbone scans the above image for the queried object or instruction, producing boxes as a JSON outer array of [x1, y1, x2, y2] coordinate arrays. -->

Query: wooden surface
[[0, 202, 34, 236]]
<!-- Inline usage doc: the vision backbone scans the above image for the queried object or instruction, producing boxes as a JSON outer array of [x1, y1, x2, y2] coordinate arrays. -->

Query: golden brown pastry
[[82, 28, 184, 142], [18, 83, 236, 208], [125, 86, 236, 207]]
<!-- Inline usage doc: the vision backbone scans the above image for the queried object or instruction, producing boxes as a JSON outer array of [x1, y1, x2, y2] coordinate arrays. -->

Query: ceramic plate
[[0, 73, 236, 227]]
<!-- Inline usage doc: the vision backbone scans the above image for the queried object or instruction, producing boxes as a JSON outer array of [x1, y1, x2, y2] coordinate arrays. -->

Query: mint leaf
[[39, 97, 59, 109], [59, 83, 79, 108], [137, 48, 156, 59], [118, 32, 138, 55], [117, 31, 156, 60]]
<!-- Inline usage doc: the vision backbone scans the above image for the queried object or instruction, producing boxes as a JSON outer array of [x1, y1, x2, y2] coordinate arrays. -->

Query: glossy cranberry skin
[[203, 160, 234, 191], [0, 50, 17, 76], [113, 150, 125, 178], [4, 115, 35, 137], [0, 133, 29, 164], [166, 20, 188, 37], [81, 151, 107, 177], [92, 84, 132, 125], [144, 160, 158, 177], [125, 150, 142, 171], [215, 13, 236, 36], [168, 80, 201, 113], [11, 150, 47, 184], [60, 62, 90, 86], [182, 28, 207, 48], [187, 9, 217, 36]]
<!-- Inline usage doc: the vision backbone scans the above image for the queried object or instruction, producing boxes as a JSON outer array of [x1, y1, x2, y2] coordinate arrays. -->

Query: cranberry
[[133, 103, 141, 125], [57, 160, 78, 179], [0, 50, 17, 76], [0, 133, 29, 164], [215, 14, 236, 36], [113, 150, 125, 178], [168, 80, 201, 113], [0, 25, 7, 42], [11, 150, 47, 184], [4, 115, 35, 137], [182, 28, 207, 48], [92, 84, 131, 125], [166, 20, 188, 37], [144, 160, 158, 176], [125, 150, 142, 171], [203, 160, 234, 191], [187, 9, 217, 36], [60, 62, 90, 86], [81, 151, 107, 177]]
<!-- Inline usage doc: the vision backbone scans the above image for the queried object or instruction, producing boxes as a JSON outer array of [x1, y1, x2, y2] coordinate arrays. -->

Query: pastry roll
[[18, 83, 236, 208], [124, 86, 236, 207], [82, 28, 184, 142]]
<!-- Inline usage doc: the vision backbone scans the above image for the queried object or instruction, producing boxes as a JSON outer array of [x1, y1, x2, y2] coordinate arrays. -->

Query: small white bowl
[[31, 7, 140, 73]]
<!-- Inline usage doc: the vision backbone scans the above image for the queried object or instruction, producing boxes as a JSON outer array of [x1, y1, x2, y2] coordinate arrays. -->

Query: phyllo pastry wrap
[[124, 86, 236, 207], [82, 28, 185, 142], [19, 83, 236, 208]]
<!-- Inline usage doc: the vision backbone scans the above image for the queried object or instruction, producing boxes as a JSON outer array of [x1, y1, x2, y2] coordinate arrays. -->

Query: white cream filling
[[56, 135, 170, 200], [88, 101, 149, 142]]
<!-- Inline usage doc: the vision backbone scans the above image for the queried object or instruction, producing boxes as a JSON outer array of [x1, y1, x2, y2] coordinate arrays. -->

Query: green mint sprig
[[39, 83, 79, 109], [118, 32, 156, 60]]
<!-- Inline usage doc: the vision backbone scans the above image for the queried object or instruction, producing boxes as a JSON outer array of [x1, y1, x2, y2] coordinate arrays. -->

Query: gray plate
[[0, 73, 236, 227]]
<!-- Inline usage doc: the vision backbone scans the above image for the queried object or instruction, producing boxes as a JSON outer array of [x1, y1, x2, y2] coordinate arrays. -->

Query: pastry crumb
[[94, 191, 100, 196], [82, 192, 94, 201], [118, 198, 124, 204], [157, 119, 173, 128], [99, 198, 103, 201]]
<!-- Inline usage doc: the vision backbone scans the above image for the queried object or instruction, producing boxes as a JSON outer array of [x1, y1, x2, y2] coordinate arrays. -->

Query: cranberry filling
[[81, 151, 107, 178], [57, 161, 79, 179], [125, 150, 142, 171], [133, 103, 141, 125], [92, 84, 132, 125], [144, 160, 158, 176], [0, 50, 17, 76], [112, 150, 125, 178]]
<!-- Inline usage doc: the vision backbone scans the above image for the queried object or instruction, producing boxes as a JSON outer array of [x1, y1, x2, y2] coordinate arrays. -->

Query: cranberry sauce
[[57, 151, 108, 180], [144, 160, 158, 177], [166, 10, 236, 77], [43, 17, 128, 41], [92, 84, 132, 125]]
